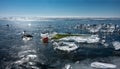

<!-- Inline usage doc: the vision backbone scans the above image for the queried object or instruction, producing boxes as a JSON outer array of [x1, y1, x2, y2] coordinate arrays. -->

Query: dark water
[[0, 18, 120, 69]]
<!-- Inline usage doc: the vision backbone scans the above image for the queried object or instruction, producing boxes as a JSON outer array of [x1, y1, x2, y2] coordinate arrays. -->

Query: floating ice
[[41, 33, 49, 38], [91, 62, 117, 69], [18, 50, 36, 57], [26, 54, 37, 60], [75, 61, 80, 64], [89, 28, 100, 33], [53, 42, 78, 52], [15, 60, 24, 64], [28, 62, 36, 65], [40, 32, 57, 39], [22, 37, 32, 41], [64, 64, 72, 69], [15, 54, 37, 65], [59, 35, 100, 43], [31, 66, 40, 69], [22, 34, 33, 41], [112, 41, 120, 50]]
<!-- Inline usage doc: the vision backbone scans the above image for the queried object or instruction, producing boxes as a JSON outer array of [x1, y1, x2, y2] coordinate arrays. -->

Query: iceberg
[[91, 62, 117, 69]]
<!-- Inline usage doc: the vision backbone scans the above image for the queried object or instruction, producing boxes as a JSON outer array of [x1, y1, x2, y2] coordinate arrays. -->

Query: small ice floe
[[101, 39, 106, 44], [18, 50, 36, 57], [87, 35, 100, 43], [15, 54, 37, 64], [22, 34, 33, 41], [107, 28, 115, 33], [75, 61, 80, 64], [91, 62, 117, 69], [26, 54, 37, 60], [64, 64, 72, 69], [40, 32, 57, 39], [89, 28, 100, 33], [104, 43, 109, 47], [22, 31, 33, 41], [40, 33, 49, 43], [28, 62, 36, 65], [53, 42, 78, 52], [31, 66, 40, 69], [41, 33, 49, 38], [112, 41, 120, 50], [15, 60, 24, 65]]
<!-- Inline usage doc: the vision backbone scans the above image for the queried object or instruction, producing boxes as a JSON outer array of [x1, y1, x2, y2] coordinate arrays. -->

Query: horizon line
[[0, 16, 120, 18]]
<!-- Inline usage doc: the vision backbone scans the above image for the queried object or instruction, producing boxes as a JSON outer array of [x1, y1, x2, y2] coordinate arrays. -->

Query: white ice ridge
[[91, 62, 117, 69], [112, 41, 120, 50], [59, 35, 100, 43]]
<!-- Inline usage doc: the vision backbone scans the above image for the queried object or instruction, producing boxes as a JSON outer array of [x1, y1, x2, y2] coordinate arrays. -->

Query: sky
[[0, 0, 120, 17]]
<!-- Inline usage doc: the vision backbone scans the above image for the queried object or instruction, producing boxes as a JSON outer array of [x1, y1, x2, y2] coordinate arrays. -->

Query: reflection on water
[[0, 18, 120, 69]]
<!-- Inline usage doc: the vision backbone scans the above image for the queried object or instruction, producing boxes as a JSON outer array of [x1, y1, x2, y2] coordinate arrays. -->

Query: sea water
[[0, 18, 120, 69]]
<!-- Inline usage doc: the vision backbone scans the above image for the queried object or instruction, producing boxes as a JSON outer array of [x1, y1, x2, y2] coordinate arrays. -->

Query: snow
[[112, 41, 120, 50], [91, 62, 117, 69]]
